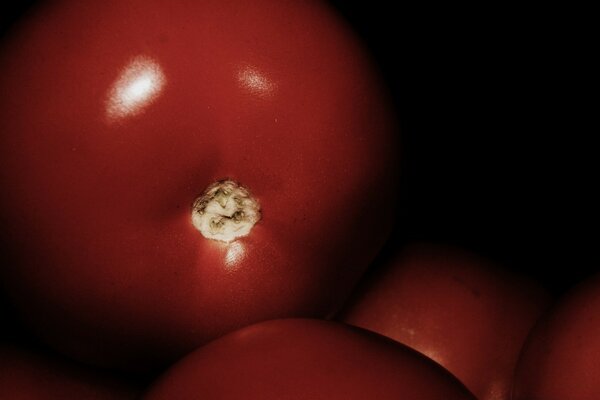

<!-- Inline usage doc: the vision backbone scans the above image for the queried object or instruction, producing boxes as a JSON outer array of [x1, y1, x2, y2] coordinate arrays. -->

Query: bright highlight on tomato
[[105, 55, 166, 122]]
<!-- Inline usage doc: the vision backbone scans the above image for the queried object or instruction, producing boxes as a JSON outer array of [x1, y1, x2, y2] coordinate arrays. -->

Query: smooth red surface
[[513, 273, 600, 400], [142, 319, 476, 400], [337, 243, 551, 400], [0, 0, 397, 370], [0, 344, 139, 399]]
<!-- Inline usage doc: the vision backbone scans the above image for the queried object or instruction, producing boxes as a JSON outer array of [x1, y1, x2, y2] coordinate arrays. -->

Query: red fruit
[[142, 319, 476, 400], [337, 242, 551, 400], [0, 344, 139, 399], [513, 273, 600, 400], [0, 0, 397, 371]]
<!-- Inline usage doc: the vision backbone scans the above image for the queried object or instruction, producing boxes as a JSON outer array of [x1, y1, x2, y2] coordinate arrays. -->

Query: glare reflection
[[106, 55, 166, 121], [225, 241, 246, 269], [238, 66, 276, 96]]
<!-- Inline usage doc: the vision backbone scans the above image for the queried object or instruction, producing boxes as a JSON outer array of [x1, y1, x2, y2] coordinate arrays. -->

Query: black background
[[0, 1, 590, 299], [327, 1, 589, 295]]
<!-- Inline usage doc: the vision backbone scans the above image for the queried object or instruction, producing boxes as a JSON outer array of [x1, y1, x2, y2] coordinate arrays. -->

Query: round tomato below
[[142, 318, 476, 400], [0, 0, 398, 371], [337, 242, 551, 400], [0, 343, 140, 399], [512, 273, 600, 400]]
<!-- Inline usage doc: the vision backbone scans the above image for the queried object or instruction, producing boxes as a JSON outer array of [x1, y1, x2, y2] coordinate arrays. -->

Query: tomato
[[142, 318, 476, 399], [0, 0, 398, 371], [0, 343, 139, 399], [512, 273, 600, 400], [337, 242, 551, 400]]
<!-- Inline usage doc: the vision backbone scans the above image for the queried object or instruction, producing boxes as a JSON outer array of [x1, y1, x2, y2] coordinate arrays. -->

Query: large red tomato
[[512, 273, 600, 400], [0, 0, 397, 371], [143, 318, 476, 399], [0, 343, 139, 399], [337, 242, 551, 400]]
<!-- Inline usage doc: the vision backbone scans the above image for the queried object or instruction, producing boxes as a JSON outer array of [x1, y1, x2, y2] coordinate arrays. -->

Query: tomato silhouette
[[513, 273, 600, 400], [143, 319, 476, 400], [0, 0, 398, 371], [338, 243, 550, 400]]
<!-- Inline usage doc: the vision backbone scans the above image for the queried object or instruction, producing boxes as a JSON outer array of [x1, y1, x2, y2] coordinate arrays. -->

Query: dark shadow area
[[327, 1, 589, 295]]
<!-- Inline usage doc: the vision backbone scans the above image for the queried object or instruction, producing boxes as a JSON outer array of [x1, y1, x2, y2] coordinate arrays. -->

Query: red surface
[[142, 319, 476, 400], [0, 344, 139, 399], [513, 273, 600, 400], [0, 0, 397, 371], [337, 243, 551, 400]]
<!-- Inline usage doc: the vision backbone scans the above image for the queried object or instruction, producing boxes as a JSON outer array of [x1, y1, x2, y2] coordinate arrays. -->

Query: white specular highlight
[[237, 65, 276, 96], [105, 55, 166, 121]]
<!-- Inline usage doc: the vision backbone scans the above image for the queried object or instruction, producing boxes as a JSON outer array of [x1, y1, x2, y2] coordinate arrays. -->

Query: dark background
[[0, 1, 590, 299], [327, 1, 588, 295]]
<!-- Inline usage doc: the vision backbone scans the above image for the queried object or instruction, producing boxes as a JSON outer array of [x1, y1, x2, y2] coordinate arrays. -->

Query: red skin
[[142, 318, 476, 400], [0, 0, 397, 371], [0, 344, 139, 399], [513, 273, 600, 400], [337, 243, 551, 400]]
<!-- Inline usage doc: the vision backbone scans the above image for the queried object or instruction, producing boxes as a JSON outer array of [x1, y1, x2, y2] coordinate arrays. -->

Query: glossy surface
[[0, 344, 139, 399], [143, 319, 476, 400], [513, 273, 600, 400], [0, 0, 397, 370], [337, 243, 550, 400]]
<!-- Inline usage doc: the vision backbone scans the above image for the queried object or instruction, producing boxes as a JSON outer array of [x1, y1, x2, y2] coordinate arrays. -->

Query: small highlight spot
[[225, 241, 246, 269], [238, 65, 276, 97], [105, 55, 166, 122]]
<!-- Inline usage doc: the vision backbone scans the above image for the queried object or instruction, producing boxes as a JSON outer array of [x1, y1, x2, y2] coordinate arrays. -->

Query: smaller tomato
[[0, 343, 140, 399], [513, 273, 600, 400], [142, 319, 476, 400], [337, 242, 551, 400]]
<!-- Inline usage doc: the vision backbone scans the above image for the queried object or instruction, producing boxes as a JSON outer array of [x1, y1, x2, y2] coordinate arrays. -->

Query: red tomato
[[0, 0, 398, 371], [337, 243, 551, 400], [0, 343, 139, 399], [513, 273, 600, 400], [142, 318, 476, 400]]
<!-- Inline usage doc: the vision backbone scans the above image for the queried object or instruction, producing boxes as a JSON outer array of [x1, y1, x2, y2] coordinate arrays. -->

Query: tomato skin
[[513, 273, 600, 400], [142, 318, 476, 400], [0, 0, 397, 370], [337, 243, 551, 400], [0, 344, 140, 399]]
